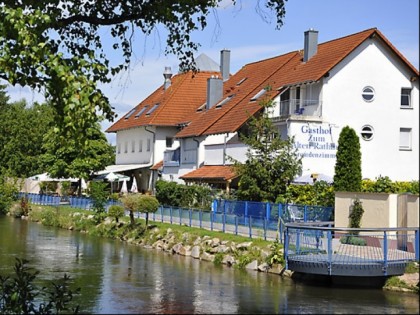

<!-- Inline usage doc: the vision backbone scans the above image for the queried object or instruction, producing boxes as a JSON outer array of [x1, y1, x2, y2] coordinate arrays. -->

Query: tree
[[0, 88, 54, 178], [333, 126, 362, 192], [0, 1, 287, 157], [40, 121, 115, 187], [120, 193, 159, 227], [108, 205, 125, 223], [231, 96, 302, 202]]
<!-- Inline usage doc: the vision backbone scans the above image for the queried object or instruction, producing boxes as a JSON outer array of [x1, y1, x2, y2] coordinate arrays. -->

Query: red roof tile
[[175, 28, 418, 138], [106, 71, 219, 132], [180, 165, 237, 181]]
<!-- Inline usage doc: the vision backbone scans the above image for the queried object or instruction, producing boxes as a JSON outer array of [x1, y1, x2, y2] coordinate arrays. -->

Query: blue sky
[[5, 0, 419, 144]]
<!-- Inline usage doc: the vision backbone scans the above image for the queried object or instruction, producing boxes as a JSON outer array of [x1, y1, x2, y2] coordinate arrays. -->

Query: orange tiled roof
[[106, 71, 220, 132], [180, 165, 237, 181], [150, 160, 163, 170], [175, 28, 419, 138]]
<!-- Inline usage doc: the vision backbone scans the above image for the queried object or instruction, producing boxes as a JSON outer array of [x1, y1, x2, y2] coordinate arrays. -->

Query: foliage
[[265, 238, 284, 266], [20, 196, 32, 217], [120, 193, 160, 227], [0, 1, 287, 174], [349, 198, 364, 229], [339, 236, 366, 246], [0, 175, 19, 215], [279, 181, 335, 206], [41, 121, 115, 181], [0, 258, 80, 314], [88, 181, 109, 220], [108, 205, 125, 223], [60, 181, 72, 198], [0, 90, 54, 178], [232, 96, 302, 202], [155, 180, 213, 210], [333, 126, 362, 192], [361, 177, 419, 195]]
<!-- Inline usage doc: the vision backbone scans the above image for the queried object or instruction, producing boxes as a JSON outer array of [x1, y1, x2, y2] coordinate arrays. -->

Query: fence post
[[179, 208, 182, 225], [263, 218, 267, 241], [235, 216, 238, 235], [222, 213, 225, 233], [170, 207, 173, 224], [327, 230, 332, 276], [248, 216, 252, 238], [161, 207, 164, 223], [189, 209, 192, 227], [245, 201, 249, 226], [416, 229, 419, 261], [284, 227, 289, 270], [383, 231, 388, 276], [279, 204, 284, 243], [199, 210, 202, 229], [266, 202, 270, 221], [210, 211, 214, 231], [304, 205, 307, 222]]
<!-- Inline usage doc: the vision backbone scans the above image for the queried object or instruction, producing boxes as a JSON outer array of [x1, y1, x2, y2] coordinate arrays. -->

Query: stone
[[267, 263, 283, 275], [200, 251, 215, 262], [217, 245, 231, 253], [237, 241, 253, 250], [222, 255, 236, 266], [179, 245, 192, 256], [245, 260, 258, 270], [191, 245, 201, 258], [258, 262, 270, 272]]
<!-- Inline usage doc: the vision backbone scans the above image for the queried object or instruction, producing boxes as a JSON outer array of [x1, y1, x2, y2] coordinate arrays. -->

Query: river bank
[[8, 203, 419, 294]]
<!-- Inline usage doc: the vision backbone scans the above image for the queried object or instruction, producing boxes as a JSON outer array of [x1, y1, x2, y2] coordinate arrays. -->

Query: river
[[0, 216, 418, 314]]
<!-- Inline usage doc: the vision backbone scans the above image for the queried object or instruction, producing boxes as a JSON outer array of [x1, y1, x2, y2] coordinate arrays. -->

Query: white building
[[107, 28, 419, 192]]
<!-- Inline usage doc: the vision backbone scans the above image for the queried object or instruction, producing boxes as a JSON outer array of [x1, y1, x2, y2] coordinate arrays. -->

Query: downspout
[[223, 133, 228, 165], [193, 137, 200, 169], [145, 126, 156, 192]]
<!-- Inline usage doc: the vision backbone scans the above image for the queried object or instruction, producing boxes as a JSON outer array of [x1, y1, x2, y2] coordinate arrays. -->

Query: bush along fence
[[17, 193, 334, 242]]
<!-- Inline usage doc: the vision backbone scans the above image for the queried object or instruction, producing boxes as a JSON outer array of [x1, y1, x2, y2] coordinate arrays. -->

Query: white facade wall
[[115, 128, 153, 165], [321, 39, 419, 181]]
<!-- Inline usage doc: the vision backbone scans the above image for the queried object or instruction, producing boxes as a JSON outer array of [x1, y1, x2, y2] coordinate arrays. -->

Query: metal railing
[[278, 99, 322, 117], [284, 222, 419, 276]]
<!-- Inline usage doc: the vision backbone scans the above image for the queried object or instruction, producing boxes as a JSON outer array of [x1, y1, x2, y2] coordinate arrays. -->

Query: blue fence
[[212, 199, 334, 222], [18, 193, 61, 206], [16, 193, 334, 242]]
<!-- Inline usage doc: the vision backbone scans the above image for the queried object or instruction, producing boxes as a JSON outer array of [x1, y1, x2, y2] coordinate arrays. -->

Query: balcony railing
[[278, 99, 322, 118], [163, 148, 180, 167]]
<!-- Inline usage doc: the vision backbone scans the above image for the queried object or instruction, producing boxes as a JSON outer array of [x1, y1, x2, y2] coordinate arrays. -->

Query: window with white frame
[[131, 140, 135, 152], [117, 143, 121, 154], [401, 88, 412, 108], [147, 139, 151, 152], [362, 86, 375, 102], [399, 128, 412, 150], [166, 137, 173, 148], [124, 141, 128, 153], [138, 139, 143, 152]]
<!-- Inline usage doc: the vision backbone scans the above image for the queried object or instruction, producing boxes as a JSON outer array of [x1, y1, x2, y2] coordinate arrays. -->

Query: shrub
[[88, 181, 109, 221], [108, 205, 125, 223], [0, 176, 19, 215], [339, 236, 367, 246], [349, 198, 364, 230]]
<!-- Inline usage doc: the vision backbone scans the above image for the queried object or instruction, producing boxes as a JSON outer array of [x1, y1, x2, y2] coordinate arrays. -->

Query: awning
[[96, 163, 152, 175], [293, 173, 333, 185]]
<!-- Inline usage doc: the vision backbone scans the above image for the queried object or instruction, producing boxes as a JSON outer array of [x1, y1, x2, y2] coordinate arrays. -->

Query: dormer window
[[216, 95, 234, 108], [196, 102, 206, 112], [146, 103, 159, 116], [124, 108, 136, 119], [236, 77, 247, 86], [250, 89, 266, 102], [135, 106, 148, 118]]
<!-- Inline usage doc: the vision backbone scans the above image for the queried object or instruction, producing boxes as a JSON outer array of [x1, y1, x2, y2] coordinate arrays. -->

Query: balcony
[[163, 148, 180, 167], [276, 99, 322, 119]]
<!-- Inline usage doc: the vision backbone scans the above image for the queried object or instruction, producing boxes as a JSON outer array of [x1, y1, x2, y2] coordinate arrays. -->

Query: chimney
[[163, 66, 172, 90], [220, 49, 231, 81], [206, 75, 223, 110], [303, 29, 318, 62]]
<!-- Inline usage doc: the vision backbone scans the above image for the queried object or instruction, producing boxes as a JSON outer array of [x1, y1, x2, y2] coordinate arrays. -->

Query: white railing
[[278, 99, 322, 117]]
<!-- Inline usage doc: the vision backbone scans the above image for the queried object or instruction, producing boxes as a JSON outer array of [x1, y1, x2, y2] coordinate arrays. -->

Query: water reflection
[[0, 216, 418, 314]]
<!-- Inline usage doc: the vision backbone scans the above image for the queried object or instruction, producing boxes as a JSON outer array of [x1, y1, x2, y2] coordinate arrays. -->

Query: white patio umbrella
[[130, 178, 138, 193], [293, 173, 333, 185], [120, 180, 128, 194]]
